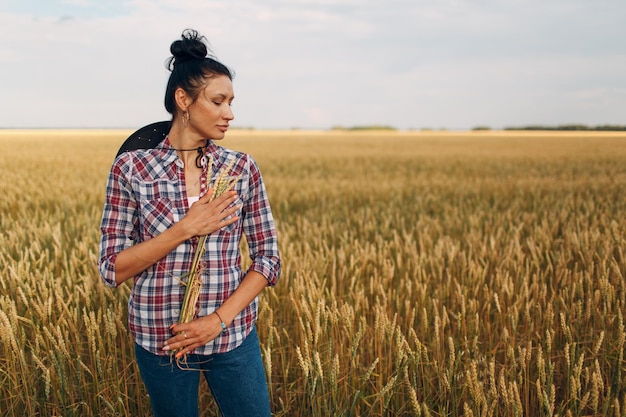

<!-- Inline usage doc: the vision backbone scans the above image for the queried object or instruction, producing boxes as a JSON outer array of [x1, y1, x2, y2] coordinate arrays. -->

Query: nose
[[224, 106, 234, 121]]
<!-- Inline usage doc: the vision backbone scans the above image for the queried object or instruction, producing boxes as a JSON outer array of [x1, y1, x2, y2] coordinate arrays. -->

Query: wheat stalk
[[177, 156, 240, 334]]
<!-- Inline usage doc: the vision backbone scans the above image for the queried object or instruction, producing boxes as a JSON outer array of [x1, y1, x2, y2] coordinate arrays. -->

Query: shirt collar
[[158, 136, 218, 168]]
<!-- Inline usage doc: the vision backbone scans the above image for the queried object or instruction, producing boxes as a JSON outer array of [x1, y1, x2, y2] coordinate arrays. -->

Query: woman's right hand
[[111, 188, 241, 285], [180, 188, 241, 238]]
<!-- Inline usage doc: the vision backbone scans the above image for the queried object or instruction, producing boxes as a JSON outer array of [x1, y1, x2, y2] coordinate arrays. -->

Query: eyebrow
[[212, 93, 234, 100]]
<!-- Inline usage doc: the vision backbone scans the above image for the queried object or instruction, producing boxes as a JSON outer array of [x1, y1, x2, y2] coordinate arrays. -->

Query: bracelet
[[215, 311, 227, 334]]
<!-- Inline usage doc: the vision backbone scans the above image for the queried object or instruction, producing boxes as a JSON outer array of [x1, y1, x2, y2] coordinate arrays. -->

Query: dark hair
[[164, 29, 234, 116]]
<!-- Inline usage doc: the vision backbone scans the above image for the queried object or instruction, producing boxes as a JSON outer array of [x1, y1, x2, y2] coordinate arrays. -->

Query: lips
[[217, 125, 229, 133]]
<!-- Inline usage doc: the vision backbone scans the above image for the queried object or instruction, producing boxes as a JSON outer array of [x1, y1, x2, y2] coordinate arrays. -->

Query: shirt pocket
[[139, 198, 175, 238]]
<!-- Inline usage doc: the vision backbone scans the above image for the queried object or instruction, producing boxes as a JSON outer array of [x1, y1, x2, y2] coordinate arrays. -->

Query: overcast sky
[[1, 0, 624, 130]]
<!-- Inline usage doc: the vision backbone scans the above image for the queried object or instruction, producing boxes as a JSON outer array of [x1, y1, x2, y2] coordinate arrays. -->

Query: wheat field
[[1, 129, 625, 416]]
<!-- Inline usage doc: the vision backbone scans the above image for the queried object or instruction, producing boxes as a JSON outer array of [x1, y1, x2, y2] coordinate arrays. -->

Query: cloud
[[0, 0, 625, 129]]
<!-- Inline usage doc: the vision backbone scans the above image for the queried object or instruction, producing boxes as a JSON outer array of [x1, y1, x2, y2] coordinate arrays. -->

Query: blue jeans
[[134, 327, 271, 417]]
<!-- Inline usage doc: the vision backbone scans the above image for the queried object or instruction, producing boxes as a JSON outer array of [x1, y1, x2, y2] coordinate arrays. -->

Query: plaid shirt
[[98, 137, 281, 355]]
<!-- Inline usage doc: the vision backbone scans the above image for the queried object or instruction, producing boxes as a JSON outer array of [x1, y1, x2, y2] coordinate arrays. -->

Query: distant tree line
[[331, 125, 397, 131], [333, 124, 626, 132], [473, 124, 626, 131]]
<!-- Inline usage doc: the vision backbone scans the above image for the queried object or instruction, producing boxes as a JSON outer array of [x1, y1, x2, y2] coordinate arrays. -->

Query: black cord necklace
[[169, 140, 209, 168]]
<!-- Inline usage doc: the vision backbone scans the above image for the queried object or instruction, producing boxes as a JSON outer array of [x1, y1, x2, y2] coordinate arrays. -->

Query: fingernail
[[163, 344, 170, 351]]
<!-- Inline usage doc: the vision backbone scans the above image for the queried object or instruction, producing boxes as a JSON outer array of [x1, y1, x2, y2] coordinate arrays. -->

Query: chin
[[202, 130, 226, 140]]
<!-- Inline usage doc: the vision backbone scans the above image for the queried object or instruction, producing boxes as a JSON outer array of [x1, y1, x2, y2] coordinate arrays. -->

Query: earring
[[182, 109, 190, 128]]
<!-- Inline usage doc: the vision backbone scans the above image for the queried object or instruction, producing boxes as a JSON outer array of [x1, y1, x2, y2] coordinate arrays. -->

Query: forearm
[[113, 222, 191, 285], [111, 191, 239, 286], [164, 270, 270, 356], [215, 270, 269, 325]]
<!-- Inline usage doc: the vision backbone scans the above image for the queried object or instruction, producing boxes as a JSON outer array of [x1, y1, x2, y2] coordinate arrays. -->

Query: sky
[[0, 0, 624, 130]]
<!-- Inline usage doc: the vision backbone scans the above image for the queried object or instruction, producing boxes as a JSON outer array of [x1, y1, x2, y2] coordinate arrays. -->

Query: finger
[[199, 187, 216, 203], [211, 195, 239, 215], [211, 205, 241, 231], [212, 189, 237, 204], [220, 203, 241, 218], [198, 190, 235, 210], [163, 333, 193, 353], [175, 335, 215, 358], [220, 214, 240, 229], [175, 343, 199, 359], [163, 336, 181, 351], [169, 323, 187, 335], [221, 211, 239, 227], [164, 325, 189, 345]]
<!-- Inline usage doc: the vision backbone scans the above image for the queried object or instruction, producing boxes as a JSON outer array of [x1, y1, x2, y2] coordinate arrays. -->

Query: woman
[[98, 29, 281, 417]]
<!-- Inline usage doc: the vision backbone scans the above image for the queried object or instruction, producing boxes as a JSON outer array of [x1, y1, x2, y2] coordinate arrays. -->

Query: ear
[[174, 88, 192, 113]]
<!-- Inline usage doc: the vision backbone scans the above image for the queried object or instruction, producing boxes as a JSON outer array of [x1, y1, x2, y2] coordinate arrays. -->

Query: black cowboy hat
[[115, 121, 172, 158]]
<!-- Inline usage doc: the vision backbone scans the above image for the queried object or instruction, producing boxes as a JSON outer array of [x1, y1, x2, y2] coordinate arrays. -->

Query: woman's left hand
[[163, 313, 225, 358]]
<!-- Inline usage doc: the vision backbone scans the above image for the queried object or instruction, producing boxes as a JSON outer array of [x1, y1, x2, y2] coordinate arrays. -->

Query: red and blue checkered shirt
[[98, 137, 281, 355]]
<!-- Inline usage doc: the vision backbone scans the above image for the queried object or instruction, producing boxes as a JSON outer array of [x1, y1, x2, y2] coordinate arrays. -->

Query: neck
[[170, 139, 209, 168], [167, 121, 209, 168], [167, 120, 208, 150]]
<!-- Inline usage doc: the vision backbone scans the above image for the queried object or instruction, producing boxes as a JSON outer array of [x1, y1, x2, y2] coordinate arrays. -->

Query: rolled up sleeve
[[98, 155, 137, 288], [243, 157, 281, 286]]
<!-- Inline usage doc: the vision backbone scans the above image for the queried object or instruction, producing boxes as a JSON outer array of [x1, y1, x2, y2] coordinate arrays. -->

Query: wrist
[[214, 310, 228, 334], [171, 218, 195, 241]]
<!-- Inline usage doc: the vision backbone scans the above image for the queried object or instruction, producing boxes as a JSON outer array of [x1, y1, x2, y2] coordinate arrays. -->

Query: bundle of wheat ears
[[176, 156, 240, 348]]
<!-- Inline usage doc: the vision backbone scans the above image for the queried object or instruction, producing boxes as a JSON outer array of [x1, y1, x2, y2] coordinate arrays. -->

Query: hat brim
[[116, 121, 172, 158]]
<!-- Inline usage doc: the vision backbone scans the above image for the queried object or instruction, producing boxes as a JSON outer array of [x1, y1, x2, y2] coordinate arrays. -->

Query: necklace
[[169, 140, 209, 169]]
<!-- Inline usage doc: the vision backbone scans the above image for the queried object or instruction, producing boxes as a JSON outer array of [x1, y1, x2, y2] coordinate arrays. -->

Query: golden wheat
[[1, 130, 625, 416], [178, 157, 240, 326]]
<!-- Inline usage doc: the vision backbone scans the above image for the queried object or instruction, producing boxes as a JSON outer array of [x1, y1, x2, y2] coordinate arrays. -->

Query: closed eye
[[212, 101, 234, 107]]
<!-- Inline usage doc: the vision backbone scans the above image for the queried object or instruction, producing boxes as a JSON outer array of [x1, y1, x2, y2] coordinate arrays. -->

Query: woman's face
[[187, 74, 234, 140]]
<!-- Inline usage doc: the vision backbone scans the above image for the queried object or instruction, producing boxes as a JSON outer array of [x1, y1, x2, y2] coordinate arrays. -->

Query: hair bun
[[169, 29, 209, 65]]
